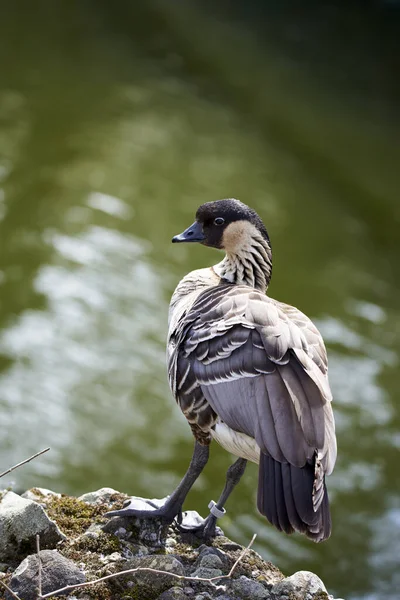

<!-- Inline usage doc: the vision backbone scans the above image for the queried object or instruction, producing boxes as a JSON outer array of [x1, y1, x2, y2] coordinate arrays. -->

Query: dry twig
[[38, 533, 257, 599], [36, 535, 42, 597], [0, 578, 20, 599], [0, 448, 50, 479]]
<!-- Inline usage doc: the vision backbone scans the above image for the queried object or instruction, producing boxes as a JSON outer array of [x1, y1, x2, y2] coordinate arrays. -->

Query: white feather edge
[[211, 420, 260, 464]]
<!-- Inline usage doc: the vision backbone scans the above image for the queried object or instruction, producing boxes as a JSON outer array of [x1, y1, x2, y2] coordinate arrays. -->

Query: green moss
[[112, 583, 160, 600], [211, 538, 283, 583], [313, 592, 330, 600], [45, 492, 128, 539], [171, 542, 197, 563], [29, 487, 46, 497], [116, 586, 147, 600], [152, 546, 166, 555], [74, 531, 122, 554], [106, 576, 161, 600], [46, 495, 105, 537], [75, 581, 113, 600]]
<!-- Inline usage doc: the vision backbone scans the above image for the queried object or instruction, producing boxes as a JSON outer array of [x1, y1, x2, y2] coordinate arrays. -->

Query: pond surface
[[0, 2, 399, 599]]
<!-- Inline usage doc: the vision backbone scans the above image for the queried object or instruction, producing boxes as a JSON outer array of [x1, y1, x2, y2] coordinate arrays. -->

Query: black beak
[[172, 221, 205, 243]]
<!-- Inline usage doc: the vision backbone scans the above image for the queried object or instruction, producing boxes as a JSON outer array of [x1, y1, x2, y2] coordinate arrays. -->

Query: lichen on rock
[[0, 491, 65, 563], [5, 550, 85, 600], [271, 571, 330, 600]]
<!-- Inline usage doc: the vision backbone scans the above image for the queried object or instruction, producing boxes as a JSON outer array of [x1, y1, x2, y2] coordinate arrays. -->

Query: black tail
[[257, 453, 331, 542]]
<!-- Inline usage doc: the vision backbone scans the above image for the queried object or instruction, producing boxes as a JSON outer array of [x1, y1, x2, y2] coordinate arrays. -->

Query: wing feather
[[263, 371, 310, 466]]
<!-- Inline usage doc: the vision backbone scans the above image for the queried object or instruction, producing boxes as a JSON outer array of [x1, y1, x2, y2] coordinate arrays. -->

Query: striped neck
[[214, 235, 272, 291]]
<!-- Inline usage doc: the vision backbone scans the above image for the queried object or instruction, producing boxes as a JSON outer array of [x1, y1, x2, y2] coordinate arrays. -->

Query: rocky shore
[[0, 487, 343, 600]]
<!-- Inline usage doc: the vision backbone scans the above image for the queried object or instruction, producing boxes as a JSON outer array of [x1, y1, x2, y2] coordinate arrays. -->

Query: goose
[[108, 198, 337, 542]]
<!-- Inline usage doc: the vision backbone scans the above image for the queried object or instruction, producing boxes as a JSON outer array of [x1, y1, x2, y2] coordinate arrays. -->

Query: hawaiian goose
[[108, 198, 337, 542]]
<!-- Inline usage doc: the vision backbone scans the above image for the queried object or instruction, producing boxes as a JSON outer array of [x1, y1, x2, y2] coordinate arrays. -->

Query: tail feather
[[257, 453, 331, 542], [274, 460, 293, 534], [281, 462, 306, 534]]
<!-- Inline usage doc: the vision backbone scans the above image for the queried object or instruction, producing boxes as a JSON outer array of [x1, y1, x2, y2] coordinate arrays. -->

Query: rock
[[22, 488, 61, 503], [0, 491, 66, 562], [166, 536, 178, 548], [5, 550, 85, 600], [83, 522, 105, 534], [78, 487, 120, 505], [102, 497, 168, 551], [214, 537, 242, 552], [99, 551, 123, 564], [232, 575, 271, 599], [194, 593, 213, 600], [112, 554, 186, 597], [271, 571, 328, 600], [157, 586, 190, 599], [113, 525, 128, 538], [198, 544, 225, 556], [199, 553, 224, 570], [191, 566, 223, 579], [195, 544, 227, 567], [103, 502, 169, 549]]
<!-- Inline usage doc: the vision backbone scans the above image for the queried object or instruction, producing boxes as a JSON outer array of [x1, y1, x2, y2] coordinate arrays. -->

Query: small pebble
[[78, 487, 119, 505], [99, 552, 122, 564], [232, 575, 270, 599], [166, 537, 178, 548], [199, 554, 223, 570]]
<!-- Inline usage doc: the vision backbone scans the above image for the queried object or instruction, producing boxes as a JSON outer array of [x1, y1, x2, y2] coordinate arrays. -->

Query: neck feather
[[214, 235, 272, 291]]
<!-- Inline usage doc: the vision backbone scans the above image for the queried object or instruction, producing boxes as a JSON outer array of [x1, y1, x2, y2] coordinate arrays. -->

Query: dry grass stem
[[36, 534, 42, 597], [0, 578, 21, 599], [0, 448, 50, 479]]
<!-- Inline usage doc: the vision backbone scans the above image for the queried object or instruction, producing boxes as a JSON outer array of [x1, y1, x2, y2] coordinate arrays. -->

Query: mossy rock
[[107, 554, 186, 600], [45, 492, 127, 538]]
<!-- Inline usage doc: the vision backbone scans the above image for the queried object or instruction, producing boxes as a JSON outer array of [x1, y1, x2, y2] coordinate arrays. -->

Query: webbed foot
[[105, 495, 182, 524], [175, 501, 225, 540]]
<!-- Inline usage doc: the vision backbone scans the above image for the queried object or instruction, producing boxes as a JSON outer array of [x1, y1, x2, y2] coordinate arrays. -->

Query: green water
[[0, 2, 399, 599]]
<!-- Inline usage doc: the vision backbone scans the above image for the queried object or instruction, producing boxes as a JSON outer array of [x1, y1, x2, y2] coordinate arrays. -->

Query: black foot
[[105, 496, 182, 524], [176, 510, 224, 540]]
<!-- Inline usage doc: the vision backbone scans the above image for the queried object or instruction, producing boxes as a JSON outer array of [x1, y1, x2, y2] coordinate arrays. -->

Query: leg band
[[208, 500, 226, 519]]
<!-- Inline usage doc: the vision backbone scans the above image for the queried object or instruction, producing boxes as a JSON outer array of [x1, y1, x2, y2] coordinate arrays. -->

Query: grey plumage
[[168, 199, 337, 542]]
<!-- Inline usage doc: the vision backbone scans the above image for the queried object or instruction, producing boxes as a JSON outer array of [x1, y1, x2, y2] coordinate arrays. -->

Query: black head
[[172, 198, 270, 250]]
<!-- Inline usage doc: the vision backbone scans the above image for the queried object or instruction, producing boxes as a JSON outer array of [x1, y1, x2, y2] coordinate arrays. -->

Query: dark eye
[[214, 217, 225, 226]]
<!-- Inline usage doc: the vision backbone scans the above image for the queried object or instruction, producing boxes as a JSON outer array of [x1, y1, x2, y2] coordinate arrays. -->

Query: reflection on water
[[0, 2, 399, 599]]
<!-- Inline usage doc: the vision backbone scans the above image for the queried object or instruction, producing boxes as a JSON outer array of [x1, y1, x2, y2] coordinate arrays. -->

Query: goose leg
[[178, 457, 247, 539], [105, 441, 209, 524]]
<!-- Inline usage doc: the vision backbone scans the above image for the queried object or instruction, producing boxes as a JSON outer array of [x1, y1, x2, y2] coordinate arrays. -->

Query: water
[[0, 2, 399, 599]]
